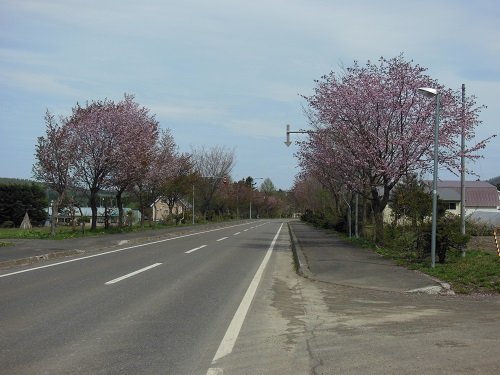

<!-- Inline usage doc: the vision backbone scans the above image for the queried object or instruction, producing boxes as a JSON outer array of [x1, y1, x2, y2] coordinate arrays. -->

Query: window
[[447, 202, 457, 210]]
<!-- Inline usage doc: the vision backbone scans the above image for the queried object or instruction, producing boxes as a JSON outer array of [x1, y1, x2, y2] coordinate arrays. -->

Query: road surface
[[0, 220, 284, 374]]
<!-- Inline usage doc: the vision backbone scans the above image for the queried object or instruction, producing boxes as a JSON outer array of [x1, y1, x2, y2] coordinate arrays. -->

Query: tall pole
[[192, 184, 195, 225], [460, 84, 466, 257], [431, 93, 440, 268], [355, 193, 359, 238]]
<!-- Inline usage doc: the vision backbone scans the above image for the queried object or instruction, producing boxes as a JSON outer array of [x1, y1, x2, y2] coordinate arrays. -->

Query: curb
[[287, 222, 312, 278], [287, 222, 455, 295], [406, 279, 455, 295], [0, 249, 86, 269]]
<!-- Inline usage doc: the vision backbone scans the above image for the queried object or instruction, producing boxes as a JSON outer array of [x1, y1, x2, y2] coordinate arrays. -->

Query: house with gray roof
[[383, 180, 500, 225], [434, 180, 499, 215]]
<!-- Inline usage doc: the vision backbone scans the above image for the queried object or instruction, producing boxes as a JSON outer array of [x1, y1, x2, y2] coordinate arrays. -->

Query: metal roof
[[426, 180, 499, 208]]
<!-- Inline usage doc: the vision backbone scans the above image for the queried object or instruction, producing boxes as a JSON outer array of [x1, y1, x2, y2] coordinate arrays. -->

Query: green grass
[[0, 222, 188, 240], [411, 250, 500, 294], [344, 233, 499, 294]]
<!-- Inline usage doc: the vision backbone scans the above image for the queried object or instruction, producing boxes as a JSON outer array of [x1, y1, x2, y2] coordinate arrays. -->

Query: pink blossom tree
[[298, 55, 495, 241], [67, 99, 128, 230], [132, 129, 184, 226], [107, 94, 159, 226], [33, 110, 73, 235]]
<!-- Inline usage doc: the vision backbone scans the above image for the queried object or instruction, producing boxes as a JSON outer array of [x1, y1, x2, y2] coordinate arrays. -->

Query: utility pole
[[460, 84, 466, 256], [192, 184, 195, 225]]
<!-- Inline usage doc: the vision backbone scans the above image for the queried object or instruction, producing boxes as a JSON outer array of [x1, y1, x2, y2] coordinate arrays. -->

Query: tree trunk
[[371, 187, 391, 244], [50, 192, 65, 237], [89, 189, 98, 231], [373, 209, 384, 244], [50, 200, 58, 236]]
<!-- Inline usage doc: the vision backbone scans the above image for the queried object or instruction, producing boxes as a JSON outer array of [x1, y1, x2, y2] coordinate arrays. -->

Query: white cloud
[[148, 100, 225, 120], [0, 69, 80, 97]]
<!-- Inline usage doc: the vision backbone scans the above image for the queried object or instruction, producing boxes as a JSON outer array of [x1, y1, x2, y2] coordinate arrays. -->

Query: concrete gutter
[[287, 221, 454, 295], [287, 222, 312, 278]]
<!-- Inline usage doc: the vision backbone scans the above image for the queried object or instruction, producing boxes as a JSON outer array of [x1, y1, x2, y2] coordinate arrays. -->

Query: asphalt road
[[0, 220, 285, 374]]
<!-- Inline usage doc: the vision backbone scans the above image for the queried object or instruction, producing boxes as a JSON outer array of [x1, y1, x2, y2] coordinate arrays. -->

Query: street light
[[418, 87, 440, 268]]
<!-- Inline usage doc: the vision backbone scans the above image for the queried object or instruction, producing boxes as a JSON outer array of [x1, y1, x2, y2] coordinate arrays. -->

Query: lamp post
[[418, 87, 440, 268]]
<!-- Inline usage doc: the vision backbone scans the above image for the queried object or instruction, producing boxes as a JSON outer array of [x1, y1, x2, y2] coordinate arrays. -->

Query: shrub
[[465, 218, 495, 236]]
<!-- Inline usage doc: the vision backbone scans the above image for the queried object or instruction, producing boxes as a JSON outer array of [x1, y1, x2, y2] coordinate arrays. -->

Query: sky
[[1, 0, 499, 190]]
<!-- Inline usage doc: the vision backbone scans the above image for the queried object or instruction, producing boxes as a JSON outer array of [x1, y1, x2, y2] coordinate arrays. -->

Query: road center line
[[209, 222, 284, 367], [0, 222, 258, 279], [233, 232, 241, 236], [185, 245, 207, 254], [216, 237, 228, 242], [105, 263, 162, 285]]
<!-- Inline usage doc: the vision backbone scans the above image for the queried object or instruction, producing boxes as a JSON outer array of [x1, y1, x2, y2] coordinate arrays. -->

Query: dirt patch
[[468, 235, 498, 255]]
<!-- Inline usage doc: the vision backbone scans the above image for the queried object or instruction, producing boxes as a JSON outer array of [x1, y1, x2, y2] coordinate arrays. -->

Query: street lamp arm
[[285, 124, 317, 147]]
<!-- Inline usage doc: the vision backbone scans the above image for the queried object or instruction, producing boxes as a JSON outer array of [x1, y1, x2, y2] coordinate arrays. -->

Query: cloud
[[147, 100, 225, 121], [0, 69, 80, 97]]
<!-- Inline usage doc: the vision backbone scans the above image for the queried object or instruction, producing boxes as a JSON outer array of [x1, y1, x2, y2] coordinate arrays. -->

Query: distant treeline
[[0, 182, 47, 227], [0, 177, 42, 185], [488, 175, 500, 187], [0, 177, 137, 210]]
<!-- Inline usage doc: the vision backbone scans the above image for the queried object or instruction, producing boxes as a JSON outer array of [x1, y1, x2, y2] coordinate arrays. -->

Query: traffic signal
[[223, 176, 227, 184]]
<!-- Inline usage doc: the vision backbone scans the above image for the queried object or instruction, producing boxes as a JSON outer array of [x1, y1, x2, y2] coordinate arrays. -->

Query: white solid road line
[[105, 263, 162, 285], [216, 237, 228, 242], [0, 222, 263, 279], [207, 222, 284, 373], [185, 245, 207, 254]]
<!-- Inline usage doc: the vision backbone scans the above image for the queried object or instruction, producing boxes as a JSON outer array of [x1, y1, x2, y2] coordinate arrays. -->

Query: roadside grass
[[335, 231, 500, 294], [0, 222, 188, 240], [410, 249, 500, 294]]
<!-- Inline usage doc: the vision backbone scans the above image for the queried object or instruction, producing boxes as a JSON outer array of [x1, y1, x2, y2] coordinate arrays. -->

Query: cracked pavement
[[214, 223, 500, 374]]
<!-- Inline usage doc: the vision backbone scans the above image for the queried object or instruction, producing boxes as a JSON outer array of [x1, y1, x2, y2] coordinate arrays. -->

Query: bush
[[301, 209, 346, 231], [465, 218, 495, 236]]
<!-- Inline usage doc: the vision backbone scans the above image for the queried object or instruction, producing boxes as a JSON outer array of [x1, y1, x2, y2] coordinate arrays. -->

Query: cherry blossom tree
[[107, 94, 159, 226], [298, 55, 494, 241], [67, 98, 130, 230], [34, 94, 186, 231], [132, 129, 185, 226], [33, 111, 73, 235]]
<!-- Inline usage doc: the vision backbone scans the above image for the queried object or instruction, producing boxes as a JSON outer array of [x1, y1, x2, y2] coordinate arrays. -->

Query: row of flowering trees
[[33, 94, 291, 234], [292, 55, 494, 242], [33, 94, 191, 234]]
